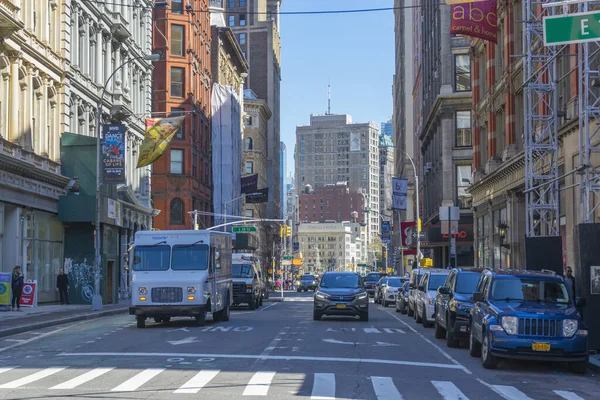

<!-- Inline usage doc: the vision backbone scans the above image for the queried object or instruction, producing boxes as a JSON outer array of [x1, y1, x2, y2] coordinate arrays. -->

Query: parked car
[[434, 268, 484, 347], [380, 276, 408, 307], [364, 272, 387, 297], [374, 276, 390, 304], [395, 281, 410, 314], [415, 268, 450, 327], [407, 268, 427, 317], [469, 269, 588, 373], [297, 274, 318, 292], [313, 271, 369, 321]]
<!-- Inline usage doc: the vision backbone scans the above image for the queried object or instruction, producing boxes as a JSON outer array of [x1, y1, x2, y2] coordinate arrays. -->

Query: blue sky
[[279, 0, 395, 178]]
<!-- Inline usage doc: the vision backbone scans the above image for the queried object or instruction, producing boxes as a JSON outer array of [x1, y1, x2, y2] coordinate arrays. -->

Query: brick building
[[297, 183, 366, 225], [151, 1, 213, 230]]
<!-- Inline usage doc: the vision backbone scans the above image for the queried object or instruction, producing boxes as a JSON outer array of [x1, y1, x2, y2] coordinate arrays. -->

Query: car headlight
[[137, 286, 148, 295], [355, 292, 368, 300], [315, 291, 330, 300], [562, 319, 578, 337], [312, 280, 317, 285], [186, 286, 196, 294], [501, 316, 518, 335]]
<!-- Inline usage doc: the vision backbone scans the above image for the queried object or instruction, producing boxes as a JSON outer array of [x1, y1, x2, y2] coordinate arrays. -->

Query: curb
[[0, 307, 129, 339], [588, 355, 600, 373]]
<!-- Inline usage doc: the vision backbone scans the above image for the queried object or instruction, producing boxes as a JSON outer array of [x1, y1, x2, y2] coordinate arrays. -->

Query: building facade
[[381, 119, 393, 138], [225, 0, 282, 219], [379, 135, 394, 224], [297, 183, 366, 225], [296, 222, 366, 275], [413, 3, 474, 268], [151, 1, 213, 231], [0, 0, 69, 303], [294, 114, 380, 244], [280, 141, 287, 218]]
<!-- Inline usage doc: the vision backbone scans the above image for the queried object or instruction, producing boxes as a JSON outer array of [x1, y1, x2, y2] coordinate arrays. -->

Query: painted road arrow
[[322, 338, 364, 345], [373, 341, 401, 347], [167, 337, 199, 346]]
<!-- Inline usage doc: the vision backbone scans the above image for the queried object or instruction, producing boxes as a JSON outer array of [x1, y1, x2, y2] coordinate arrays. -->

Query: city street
[[0, 292, 598, 399]]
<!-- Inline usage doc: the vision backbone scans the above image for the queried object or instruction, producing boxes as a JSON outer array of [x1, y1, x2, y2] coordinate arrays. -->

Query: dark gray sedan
[[313, 272, 369, 321]]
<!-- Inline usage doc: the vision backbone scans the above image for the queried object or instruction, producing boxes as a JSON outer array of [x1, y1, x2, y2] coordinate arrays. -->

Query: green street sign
[[232, 226, 257, 233], [283, 256, 293, 260], [544, 11, 600, 46]]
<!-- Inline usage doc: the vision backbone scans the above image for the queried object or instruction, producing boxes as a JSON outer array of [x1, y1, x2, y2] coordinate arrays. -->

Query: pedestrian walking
[[563, 266, 576, 299], [56, 268, 70, 305], [11, 265, 24, 311]]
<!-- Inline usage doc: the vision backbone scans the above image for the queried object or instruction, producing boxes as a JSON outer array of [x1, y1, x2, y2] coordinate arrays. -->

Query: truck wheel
[[221, 297, 231, 322], [136, 316, 146, 329], [195, 312, 206, 327], [248, 296, 256, 310]]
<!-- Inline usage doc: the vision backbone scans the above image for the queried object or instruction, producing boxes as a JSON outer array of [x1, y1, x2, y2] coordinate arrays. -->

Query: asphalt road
[[0, 291, 598, 399]]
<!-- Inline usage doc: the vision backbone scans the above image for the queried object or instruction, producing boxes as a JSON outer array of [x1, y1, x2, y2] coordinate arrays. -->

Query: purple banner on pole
[[102, 124, 126, 184]]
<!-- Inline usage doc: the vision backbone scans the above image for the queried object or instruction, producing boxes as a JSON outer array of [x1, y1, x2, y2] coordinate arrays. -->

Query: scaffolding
[[523, 0, 561, 237], [578, 3, 600, 223]]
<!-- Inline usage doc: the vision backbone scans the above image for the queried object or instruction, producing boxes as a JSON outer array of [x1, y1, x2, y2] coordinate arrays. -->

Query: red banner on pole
[[450, 0, 498, 44], [400, 222, 417, 256], [20, 282, 37, 307]]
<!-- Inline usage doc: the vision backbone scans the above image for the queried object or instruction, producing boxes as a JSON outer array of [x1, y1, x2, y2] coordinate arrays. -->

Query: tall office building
[[280, 141, 287, 219], [381, 119, 393, 138], [225, 0, 282, 219], [294, 114, 380, 243]]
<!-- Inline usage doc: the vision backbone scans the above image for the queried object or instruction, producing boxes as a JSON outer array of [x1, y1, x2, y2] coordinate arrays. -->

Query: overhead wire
[[80, 0, 448, 14]]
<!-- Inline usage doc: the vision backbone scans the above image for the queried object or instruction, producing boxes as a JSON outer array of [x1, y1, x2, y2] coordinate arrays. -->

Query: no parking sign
[[20, 281, 38, 307]]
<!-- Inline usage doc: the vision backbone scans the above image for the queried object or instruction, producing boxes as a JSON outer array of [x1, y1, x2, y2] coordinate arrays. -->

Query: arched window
[[245, 136, 253, 150], [170, 198, 184, 225]]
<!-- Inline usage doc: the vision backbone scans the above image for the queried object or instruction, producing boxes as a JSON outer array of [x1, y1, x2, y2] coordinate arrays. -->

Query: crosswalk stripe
[[0, 367, 66, 389], [491, 385, 535, 400], [173, 370, 220, 394], [50, 367, 114, 390], [110, 368, 164, 392], [554, 390, 585, 400], [431, 381, 469, 400], [311, 373, 336, 400], [242, 371, 276, 396], [372, 376, 404, 400], [0, 368, 16, 376]]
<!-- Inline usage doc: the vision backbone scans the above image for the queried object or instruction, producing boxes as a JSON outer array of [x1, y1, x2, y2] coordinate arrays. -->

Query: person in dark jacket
[[11, 265, 24, 311], [56, 268, 70, 305]]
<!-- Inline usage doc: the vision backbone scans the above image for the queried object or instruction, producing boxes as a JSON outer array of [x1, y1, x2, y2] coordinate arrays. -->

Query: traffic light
[[286, 226, 291, 237], [417, 218, 422, 232], [279, 225, 284, 238]]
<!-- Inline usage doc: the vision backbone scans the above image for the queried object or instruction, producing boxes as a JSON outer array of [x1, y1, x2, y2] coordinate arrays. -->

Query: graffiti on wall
[[64, 258, 99, 302]]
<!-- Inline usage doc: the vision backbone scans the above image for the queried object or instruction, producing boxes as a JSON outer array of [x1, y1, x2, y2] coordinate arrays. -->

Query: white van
[[129, 230, 233, 328]]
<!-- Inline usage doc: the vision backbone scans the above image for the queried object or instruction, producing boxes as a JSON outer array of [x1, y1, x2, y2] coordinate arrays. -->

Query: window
[[239, 14, 246, 26], [245, 136, 253, 150], [171, 25, 184, 56], [240, 0, 246, 6], [267, 10, 272, 20], [228, 15, 235, 26], [456, 111, 472, 147], [170, 198, 184, 225], [455, 55, 471, 91], [171, 107, 185, 138], [239, 33, 246, 45], [192, 150, 197, 177], [456, 165, 472, 209], [228, 0, 234, 7], [170, 67, 184, 97], [170, 149, 184, 174], [245, 161, 253, 174], [245, 209, 253, 217], [172, 0, 183, 14]]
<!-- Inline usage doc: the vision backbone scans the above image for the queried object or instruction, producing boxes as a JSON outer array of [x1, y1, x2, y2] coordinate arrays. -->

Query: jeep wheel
[[481, 335, 498, 369], [469, 329, 481, 357], [434, 313, 446, 339], [570, 359, 588, 374]]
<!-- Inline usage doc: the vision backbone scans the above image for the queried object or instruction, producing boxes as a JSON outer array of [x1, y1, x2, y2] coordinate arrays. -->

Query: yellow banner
[[136, 116, 185, 168]]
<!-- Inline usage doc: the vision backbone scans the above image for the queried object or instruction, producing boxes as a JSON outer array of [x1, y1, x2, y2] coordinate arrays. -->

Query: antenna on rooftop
[[327, 81, 331, 115]]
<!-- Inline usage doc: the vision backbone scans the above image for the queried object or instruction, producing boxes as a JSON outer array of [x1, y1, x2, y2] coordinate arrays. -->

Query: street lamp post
[[222, 192, 261, 231], [92, 53, 161, 311]]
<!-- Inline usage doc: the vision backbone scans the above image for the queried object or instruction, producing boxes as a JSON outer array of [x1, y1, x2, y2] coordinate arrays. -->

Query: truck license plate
[[335, 304, 346, 309], [532, 342, 550, 352]]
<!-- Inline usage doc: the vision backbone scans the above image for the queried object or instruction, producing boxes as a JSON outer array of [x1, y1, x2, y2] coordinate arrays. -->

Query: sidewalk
[[0, 300, 130, 338]]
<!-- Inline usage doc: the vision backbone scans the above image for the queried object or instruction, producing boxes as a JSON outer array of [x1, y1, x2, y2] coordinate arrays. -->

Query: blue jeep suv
[[469, 269, 588, 373]]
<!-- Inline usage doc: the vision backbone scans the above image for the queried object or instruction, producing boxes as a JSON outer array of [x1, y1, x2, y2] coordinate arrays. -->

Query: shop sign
[[422, 224, 474, 244], [19, 281, 37, 307]]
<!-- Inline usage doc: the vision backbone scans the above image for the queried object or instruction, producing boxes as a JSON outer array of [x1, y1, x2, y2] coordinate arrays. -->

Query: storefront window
[[477, 215, 491, 268], [25, 211, 64, 294]]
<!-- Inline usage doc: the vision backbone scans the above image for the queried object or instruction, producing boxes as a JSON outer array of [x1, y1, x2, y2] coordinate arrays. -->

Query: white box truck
[[129, 230, 233, 328]]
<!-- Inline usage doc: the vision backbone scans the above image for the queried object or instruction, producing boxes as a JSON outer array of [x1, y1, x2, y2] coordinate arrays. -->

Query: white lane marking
[[111, 368, 165, 392], [489, 385, 535, 400], [0, 367, 66, 389], [371, 376, 403, 400], [50, 367, 114, 390], [0, 367, 17, 376], [431, 381, 469, 400], [174, 369, 220, 394], [5, 339, 25, 342], [387, 311, 472, 375], [260, 302, 279, 311], [0, 321, 93, 353], [311, 373, 335, 399], [242, 371, 276, 396], [59, 352, 465, 370], [554, 391, 585, 400]]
